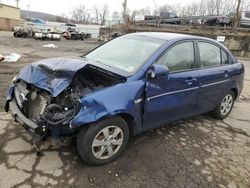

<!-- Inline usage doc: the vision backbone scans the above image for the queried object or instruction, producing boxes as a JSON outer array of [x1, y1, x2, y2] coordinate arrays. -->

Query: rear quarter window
[[198, 42, 229, 67], [221, 50, 229, 64]]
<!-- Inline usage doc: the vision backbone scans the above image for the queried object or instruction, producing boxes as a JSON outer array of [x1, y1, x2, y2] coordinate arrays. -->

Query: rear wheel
[[212, 90, 235, 119], [77, 116, 129, 165]]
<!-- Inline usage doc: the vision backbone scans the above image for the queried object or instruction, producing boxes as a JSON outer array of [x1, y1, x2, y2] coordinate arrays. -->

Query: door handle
[[185, 77, 197, 85], [224, 71, 229, 78]]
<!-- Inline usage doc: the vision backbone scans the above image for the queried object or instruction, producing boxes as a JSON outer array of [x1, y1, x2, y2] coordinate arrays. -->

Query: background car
[[203, 15, 232, 26], [240, 11, 250, 27]]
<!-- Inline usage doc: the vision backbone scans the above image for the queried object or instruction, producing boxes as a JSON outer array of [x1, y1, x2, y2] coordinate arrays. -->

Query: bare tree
[[140, 0, 248, 25], [71, 4, 91, 24], [93, 5, 99, 24], [71, 4, 84, 23], [99, 3, 109, 25], [154, 0, 239, 17], [242, 0, 250, 10], [221, 0, 237, 15], [215, 0, 222, 15], [123, 0, 127, 22], [158, 4, 175, 13], [131, 7, 151, 21], [137, 7, 151, 15], [56, 13, 69, 23], [131, 10, 137, 21], [233, 0, 242, 30], [195, 0, 207, 16], [85, 10, 91, 24]]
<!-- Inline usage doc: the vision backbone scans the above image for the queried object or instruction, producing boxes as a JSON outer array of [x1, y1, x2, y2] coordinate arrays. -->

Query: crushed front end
[[5, 80, 81, 151], [4, 58, 124, 152]]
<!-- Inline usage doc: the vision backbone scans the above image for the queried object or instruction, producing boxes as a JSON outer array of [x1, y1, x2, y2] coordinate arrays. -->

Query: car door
[[143, 41, 200, 129], [196, 41, 232, 113]]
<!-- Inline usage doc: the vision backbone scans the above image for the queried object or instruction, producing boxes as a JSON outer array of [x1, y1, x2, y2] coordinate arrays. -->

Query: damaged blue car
[[5, 32, 244, 165]]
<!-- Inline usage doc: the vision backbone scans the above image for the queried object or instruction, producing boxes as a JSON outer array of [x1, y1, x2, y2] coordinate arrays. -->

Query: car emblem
[[19, 93, 27, 102]]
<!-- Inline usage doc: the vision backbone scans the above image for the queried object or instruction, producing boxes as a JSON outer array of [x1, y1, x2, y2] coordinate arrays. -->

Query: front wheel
[[77, 116, 129, 165], [212, 90, 235, 119]]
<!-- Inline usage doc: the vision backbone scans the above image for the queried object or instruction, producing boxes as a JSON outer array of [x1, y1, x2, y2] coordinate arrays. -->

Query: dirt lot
[[0, 31, 250, 188]]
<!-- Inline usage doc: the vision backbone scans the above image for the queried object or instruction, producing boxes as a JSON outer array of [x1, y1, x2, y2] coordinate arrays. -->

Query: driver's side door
[[143, 41, 200, 129]]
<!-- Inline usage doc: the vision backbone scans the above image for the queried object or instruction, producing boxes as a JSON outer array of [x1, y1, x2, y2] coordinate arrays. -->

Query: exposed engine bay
[[13, 66, 123, 130]]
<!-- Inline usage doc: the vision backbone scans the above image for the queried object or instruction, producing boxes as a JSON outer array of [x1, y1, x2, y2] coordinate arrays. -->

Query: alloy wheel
[[220, 94, 233, 116], [91, 126, 124, 160]]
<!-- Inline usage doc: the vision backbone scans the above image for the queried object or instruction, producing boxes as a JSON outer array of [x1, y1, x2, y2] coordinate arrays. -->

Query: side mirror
[[148, 64, 169, 79]]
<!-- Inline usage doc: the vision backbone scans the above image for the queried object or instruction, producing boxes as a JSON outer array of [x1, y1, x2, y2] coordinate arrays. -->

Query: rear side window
[[157, 42, 195, 72], [245, 12, 250, 18], [198, 42, 229, 67]]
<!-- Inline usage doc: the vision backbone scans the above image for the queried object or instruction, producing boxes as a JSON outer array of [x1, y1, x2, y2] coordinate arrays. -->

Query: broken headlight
[[12, 75, 17, 85]]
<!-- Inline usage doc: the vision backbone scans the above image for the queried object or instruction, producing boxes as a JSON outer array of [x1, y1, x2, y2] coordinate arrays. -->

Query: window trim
[[221, 49, 229, 65], [196, 40, 230, 69], [154, 40, 197, 74]]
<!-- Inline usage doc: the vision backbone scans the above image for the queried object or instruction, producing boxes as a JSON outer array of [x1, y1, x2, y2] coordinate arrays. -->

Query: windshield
[[86, 35, 166, 74]]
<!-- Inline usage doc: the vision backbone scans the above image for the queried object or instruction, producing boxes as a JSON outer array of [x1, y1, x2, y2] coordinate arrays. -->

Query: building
[[0, 3, 21, 31], [112, 12, 120, 21]]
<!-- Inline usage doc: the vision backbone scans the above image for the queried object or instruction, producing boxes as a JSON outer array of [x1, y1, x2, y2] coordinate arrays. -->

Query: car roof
[[126, 32, 206, 41]]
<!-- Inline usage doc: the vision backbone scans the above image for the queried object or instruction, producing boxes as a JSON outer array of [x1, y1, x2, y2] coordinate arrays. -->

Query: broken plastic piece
[[3, 53, 21, 62], [43, 44, 58, 48]]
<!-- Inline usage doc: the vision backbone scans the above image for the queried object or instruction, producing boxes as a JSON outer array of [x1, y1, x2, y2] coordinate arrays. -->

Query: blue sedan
[[5, 32, 244, 165]]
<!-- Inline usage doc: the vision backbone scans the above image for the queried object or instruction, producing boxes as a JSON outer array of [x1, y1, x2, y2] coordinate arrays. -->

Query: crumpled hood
[[16, 57, 88, 96]]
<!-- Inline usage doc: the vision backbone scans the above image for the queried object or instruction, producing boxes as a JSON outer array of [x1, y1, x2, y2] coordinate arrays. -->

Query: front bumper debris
[[9, 99, 47, 153], [10, 99, 39, 131]]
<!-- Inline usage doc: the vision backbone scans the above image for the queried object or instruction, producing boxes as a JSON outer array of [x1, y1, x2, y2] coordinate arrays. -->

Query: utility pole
[[27, 4, 30, 18], [123, 0, 127, 23], [15, 0, 20, 8]]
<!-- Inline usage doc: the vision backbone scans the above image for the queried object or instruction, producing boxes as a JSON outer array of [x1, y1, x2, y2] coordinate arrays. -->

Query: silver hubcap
[[92, 126, 123, 160], [220, 94, 233, 116]]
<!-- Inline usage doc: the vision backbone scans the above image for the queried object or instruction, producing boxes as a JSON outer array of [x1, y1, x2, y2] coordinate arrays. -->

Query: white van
[[241, 11, 250, 27]]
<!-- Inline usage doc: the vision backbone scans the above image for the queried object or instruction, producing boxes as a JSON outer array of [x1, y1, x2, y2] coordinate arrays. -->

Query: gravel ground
[[0, 31, 250, 188]]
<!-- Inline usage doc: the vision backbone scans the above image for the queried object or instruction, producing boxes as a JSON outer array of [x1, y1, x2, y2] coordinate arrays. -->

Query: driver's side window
[[156, 42, 195, 72]]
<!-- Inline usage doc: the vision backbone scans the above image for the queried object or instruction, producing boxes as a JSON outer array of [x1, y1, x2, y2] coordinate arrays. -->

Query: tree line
[[59, 0, 250, 26]]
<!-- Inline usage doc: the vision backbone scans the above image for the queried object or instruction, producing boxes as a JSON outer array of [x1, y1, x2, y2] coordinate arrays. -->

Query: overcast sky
[[3, 0, 192, 15]]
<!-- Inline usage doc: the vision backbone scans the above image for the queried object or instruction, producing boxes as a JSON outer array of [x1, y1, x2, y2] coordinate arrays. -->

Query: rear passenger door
[[197, 41, 232, 113]]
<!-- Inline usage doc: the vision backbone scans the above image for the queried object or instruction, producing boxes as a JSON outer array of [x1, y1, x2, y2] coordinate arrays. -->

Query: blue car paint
[[144, 69, 200, 129], [71, 80, 145, 133], [16, 57, 88, 97], [14, 57, 132, 97], [5, 32, 245, 136]]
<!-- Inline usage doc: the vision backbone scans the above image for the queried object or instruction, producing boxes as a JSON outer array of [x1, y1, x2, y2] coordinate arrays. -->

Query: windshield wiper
[[84, 57, 112, 68], [95, 60, 112, 68]]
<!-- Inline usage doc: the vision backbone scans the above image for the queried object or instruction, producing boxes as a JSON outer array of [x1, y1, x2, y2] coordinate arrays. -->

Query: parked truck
[[240, 11, 250, 27], [144, 11, 181, 24]]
